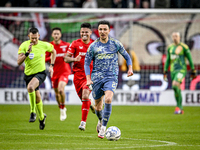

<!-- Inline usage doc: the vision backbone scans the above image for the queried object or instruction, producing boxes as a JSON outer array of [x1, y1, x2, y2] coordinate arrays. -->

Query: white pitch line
[[75, 138, 177, 149], [3, 133, 200, 149], [175, 145, 200, 147], [0, 132, 178, 149]]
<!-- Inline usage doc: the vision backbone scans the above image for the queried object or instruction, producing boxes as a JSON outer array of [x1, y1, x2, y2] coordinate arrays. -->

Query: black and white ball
[[105, 126, 121, 141]]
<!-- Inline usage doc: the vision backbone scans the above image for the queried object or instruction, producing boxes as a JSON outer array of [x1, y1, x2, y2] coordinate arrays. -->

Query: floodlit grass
[[0, 105, 200, 150]]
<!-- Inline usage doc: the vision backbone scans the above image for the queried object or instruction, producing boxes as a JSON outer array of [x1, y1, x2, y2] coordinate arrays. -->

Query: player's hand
[[49, 66, 54, 78], [28, 42, 33, 53], [86, 79, 93, 90], [163, 71, 168, 82], [127, 70, 133, 77], [75, 55, 81, 62], [190, 69, 197, 80]]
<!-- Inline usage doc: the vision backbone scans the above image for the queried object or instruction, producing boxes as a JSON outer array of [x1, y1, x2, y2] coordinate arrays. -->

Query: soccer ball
[[105, 126, 121, 141]]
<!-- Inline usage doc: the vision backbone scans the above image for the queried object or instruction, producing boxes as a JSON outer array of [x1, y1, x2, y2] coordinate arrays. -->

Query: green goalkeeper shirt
[[164, 42, 195, 73], [18, 40, 54, 75]]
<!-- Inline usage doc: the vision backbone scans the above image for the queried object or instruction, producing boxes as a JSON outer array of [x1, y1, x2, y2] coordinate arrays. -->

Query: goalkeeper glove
[[190, 69, 197, 80], [163, 71, 168, 82]]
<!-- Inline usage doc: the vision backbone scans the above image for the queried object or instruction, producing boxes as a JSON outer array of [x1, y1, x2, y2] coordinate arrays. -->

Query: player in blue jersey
[[84, 20, 133, 139]]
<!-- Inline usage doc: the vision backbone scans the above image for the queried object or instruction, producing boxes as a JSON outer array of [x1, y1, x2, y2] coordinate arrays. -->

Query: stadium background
[[0, 6, 200, 105]]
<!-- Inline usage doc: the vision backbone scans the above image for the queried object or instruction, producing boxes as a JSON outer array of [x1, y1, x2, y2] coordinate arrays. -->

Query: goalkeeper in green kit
[[164, 32, 197, 114]]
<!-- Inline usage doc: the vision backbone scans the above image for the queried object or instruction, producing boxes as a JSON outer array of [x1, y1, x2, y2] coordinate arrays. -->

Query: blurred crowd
[[0, 0, 200, 8]]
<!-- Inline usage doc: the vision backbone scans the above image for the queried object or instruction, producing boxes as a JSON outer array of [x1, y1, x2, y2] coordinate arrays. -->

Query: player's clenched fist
[[74, 55, 81, 62]]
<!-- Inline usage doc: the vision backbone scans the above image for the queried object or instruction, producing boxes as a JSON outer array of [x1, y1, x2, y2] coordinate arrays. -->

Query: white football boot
[[98, 126, 106, 139], [78, 121, 86, 131], [60, 107, 67, 121]]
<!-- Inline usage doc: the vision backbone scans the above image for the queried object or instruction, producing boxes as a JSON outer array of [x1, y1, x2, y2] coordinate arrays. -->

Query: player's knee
[[105, 97, 112, 104], [58, 89, 64, 96], [82, 94, 89, 100], [27, 85, 35, 92]]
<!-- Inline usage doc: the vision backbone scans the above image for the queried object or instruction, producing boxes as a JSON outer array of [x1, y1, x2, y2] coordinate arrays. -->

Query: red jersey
[[67, 39, 93, 73], [46, 40, 71, 79]]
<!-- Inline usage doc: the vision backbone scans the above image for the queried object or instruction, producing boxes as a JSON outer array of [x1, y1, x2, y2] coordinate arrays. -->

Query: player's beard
[[100, 35, 107, 41]]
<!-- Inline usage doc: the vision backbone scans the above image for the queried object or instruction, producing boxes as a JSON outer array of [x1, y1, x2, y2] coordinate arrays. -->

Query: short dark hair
[[81, 23, 91, 29], [98, 20, 110, 29], [29, 27, 39, 34], [52, 27, 62, 33]]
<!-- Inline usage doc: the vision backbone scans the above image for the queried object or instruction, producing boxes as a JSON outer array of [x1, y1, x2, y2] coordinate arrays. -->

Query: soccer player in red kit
[[64, 23, 94, 131], [46, 27, 71, 121]]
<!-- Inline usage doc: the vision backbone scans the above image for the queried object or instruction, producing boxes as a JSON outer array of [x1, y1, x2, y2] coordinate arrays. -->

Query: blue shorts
[[92, 77, 118, 100]]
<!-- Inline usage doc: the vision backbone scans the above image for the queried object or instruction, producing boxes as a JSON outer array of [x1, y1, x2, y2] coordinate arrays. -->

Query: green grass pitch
[[0, 105, 200, 150]]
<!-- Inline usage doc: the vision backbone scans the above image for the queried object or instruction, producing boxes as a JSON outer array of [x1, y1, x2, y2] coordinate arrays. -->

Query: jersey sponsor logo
[[79, 52, 86, 56], [29, 53, 34, 60], [97, 53, 114, 60], [56, 53, 65, 57], [170, 54, 179, 60], [79, 46, 83, 49], [60, 46, 68, 52]]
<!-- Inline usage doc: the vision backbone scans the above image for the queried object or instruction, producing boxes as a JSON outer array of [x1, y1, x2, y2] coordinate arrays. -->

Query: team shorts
[[51, 73, 70, 88], [73, 72, 91, 99], [171, 71, 186, 83], [92, 77, 118, 100], [24, 70, 46, 91]]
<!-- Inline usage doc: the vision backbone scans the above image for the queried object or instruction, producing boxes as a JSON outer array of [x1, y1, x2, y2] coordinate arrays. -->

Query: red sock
[[81, 99, 91, 122], [60, 103, 65, 109]]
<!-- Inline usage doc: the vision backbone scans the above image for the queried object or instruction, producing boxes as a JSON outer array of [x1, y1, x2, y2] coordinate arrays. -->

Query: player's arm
[[118, 43, 133, 77], [84, 46, 93, 86], [163, 48, 170, 81], [64, 41, 81, 63], [49, 49, 56, 77], [184, 47, 197, 79], [64, 52, 81, 63], [17, 42, 33, 66]]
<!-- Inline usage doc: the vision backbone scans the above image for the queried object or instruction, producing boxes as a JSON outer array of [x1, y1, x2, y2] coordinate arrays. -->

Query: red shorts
[[74, 72, 91, 99], [51, 73, 70, 88]]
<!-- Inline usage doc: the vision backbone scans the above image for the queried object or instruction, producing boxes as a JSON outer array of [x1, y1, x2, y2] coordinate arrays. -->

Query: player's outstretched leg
[[39, 113, 47, 130], [172, 85, 183, 114], [28, 91, 36, 122], [98, 103, 112, 138], [78, 99, 91, 131]]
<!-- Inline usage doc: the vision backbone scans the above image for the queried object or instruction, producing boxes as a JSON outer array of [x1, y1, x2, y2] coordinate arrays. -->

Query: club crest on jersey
[[29, 53, 34, 60]]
